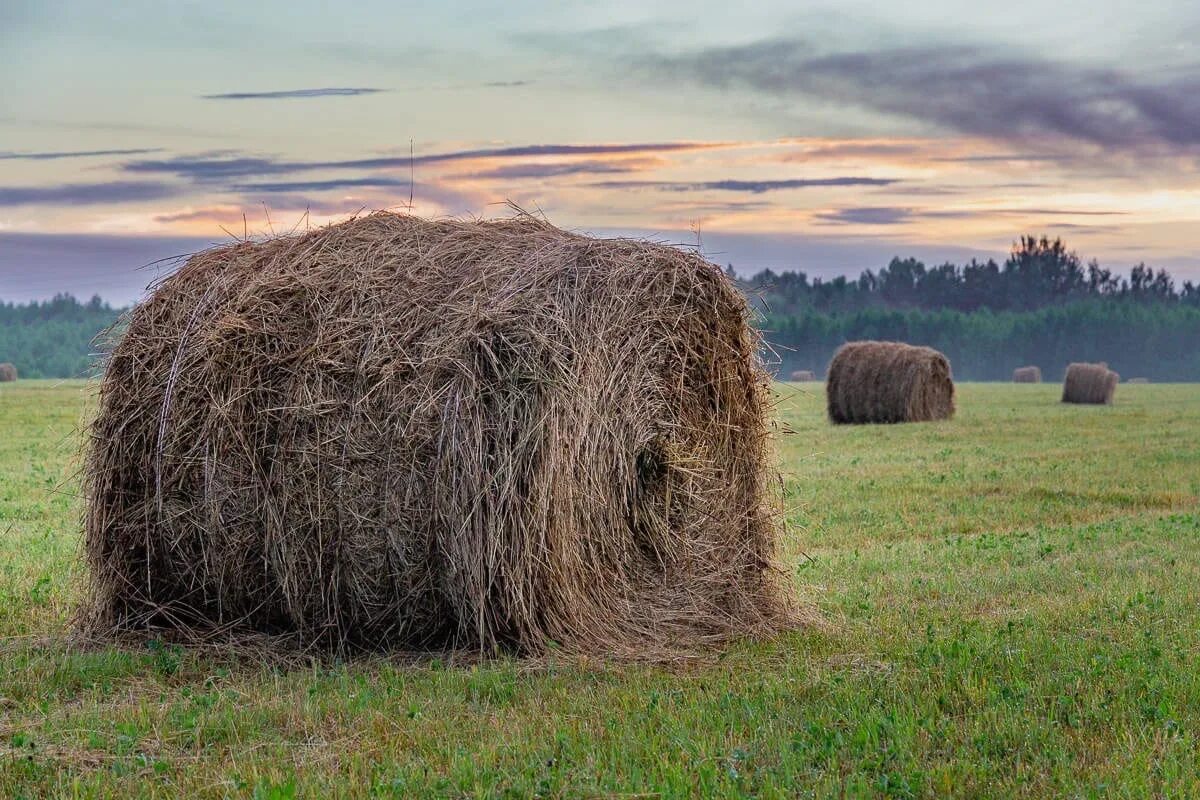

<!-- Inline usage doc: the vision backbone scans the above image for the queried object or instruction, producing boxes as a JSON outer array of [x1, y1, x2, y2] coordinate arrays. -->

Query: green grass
[[1, 380, 1198, 798]]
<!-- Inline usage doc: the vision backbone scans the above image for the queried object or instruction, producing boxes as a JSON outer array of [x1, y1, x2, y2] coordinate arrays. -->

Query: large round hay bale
[[0, 363, 17, 382], [1012, 366, 1041, 383], [789, 370, 816, 382], [82, 212, 794, 656], [1062, 362, 1118, 404], [825, 341, 955, 424]]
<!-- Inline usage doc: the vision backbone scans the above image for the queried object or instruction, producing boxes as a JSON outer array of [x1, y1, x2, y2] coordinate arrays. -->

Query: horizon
[[3, 1, 1200, 304]]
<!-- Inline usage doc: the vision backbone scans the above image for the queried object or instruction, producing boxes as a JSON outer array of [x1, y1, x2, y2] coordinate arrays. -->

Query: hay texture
[[789, 370, 817, 382], [82, 211, 793, 657], [1062, 362, 1118, 404], [0, 363, 16, 382], [826, 341, 955, 424], [1012, 366, 1041, 383]]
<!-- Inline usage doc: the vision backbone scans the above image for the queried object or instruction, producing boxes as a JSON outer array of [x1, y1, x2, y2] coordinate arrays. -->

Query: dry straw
[[826, 341, 955, 424], [1012, 366, 1041, 383], [0, 363, 16, 382], [789, 370, 817, 382], [81, 211, 796, 657], [1061, 362, 1118, 404]]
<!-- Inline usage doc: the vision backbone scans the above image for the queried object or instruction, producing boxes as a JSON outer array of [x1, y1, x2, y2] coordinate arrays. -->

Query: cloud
[[815, 205, 1127, 226], [482, 80, 532, 88], [645, 39, 1200, 154], [463, 160, 647, 180], [590, 177, 899, 193], [201, 87, 385, 100], [0, 180, 181, 207], [0, 231, 216, 305], [122, 142, 721, 181], [0, 148, 160, 161], [815, 206, 915, 225], [229, 177, 410, 193]]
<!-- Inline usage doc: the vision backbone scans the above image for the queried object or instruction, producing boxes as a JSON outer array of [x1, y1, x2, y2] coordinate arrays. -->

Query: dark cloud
[[122, 142, 717, 181], [201, 87, 385, 100], [815, 207, 915, 225], [0, 148, 160, 161], [230, 177, 410, 193], [931, 153, 1075, 163], [0, 180, 181, 207], [124, 154, 310, 182], [464, 160, 642, 180], [815, 205, 1126, 226], [646, 39, 1200, 153], [0, 231, 215, 305], [995, 208, 1125, 216], [591, 177, 898, 193]]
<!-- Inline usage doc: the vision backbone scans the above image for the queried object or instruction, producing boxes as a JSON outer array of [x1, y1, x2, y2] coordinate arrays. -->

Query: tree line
[[0, 294, 120, 379], [735, 236, 1199, 315], [733, 237, 1200, 381], [1, 237, 1197, 380]]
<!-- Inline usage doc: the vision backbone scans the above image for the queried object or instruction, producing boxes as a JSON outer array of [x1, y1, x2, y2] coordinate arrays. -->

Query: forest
[[739, 237, 1200, 381], [1, 237, 1197, 380]]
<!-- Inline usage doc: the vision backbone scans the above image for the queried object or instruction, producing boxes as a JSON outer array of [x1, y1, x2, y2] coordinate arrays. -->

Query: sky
[[2, 0, 1200, 304]]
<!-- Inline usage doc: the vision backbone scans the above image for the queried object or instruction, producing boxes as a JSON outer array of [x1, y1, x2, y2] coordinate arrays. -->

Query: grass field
[[2, 380, 1198, 798]]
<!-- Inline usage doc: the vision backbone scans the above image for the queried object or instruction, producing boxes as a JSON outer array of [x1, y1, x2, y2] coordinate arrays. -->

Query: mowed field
[[1, 380, 1198, 798]]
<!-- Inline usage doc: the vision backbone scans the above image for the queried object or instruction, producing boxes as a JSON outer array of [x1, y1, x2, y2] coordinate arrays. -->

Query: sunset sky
[[2, 0, 1199, 303]]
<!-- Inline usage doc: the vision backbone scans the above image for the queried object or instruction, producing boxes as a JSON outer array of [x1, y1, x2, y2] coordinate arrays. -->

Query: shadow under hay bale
[[789, 370, 817, 382], [81, 211, 796, 657], [1062, 362, 1118, 404], [0, 363, 16, 382], [826, 341, 955, 424], [1012, 366, 1041, 383]]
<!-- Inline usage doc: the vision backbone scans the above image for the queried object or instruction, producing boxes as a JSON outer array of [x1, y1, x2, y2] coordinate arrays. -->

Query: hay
[[1061, 362, 1118, 404], [81, 211, 795, 657], [1127, 377, 1149, 384], [789, 370, 817, 382], [1012, 366, 1041, 383], [0, 363, 16, 382], [826, 341, 955, 424]]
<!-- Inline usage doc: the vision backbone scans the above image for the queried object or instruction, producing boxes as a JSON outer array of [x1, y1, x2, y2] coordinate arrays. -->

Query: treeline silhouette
[[0, 237, 1197, 380], [737, 237, 1200, 381], [0, 294, 119, 379]]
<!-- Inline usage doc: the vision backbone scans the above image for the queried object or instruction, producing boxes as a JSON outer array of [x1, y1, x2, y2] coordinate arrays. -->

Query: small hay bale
[[1062, 362, 1118, 404], [81, 211, 795, 657], [789, 370, 817, 382], [825, 341, 955, 424], [1012, 366, 1041, 383], [0, 363, 16, 382], [1127, 377, 1149, 384]]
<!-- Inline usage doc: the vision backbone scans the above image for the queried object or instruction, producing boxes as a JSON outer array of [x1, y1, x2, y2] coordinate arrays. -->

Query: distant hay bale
[[1127, 377, 1149, 384], [789, 370, 817, 382], [1012, 366, 1041, 383], [825, 341, 955, 424], [0, 363, 16, 382], [1062, 362, 1118, 404], [81, 211, 795, 657]]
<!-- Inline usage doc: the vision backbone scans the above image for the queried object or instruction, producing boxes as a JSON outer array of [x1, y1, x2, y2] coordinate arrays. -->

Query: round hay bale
[[789, 370, 816, 382], [825, 341, 955, 424], [82, 211, 795, 656], [0, 363, 17, 382], [1061, 362, 1118, 404], [1012, 366, 1041, 383]]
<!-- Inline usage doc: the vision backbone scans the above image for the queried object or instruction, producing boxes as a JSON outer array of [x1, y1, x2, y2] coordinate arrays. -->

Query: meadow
[[1, 380, 1197, 798]]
